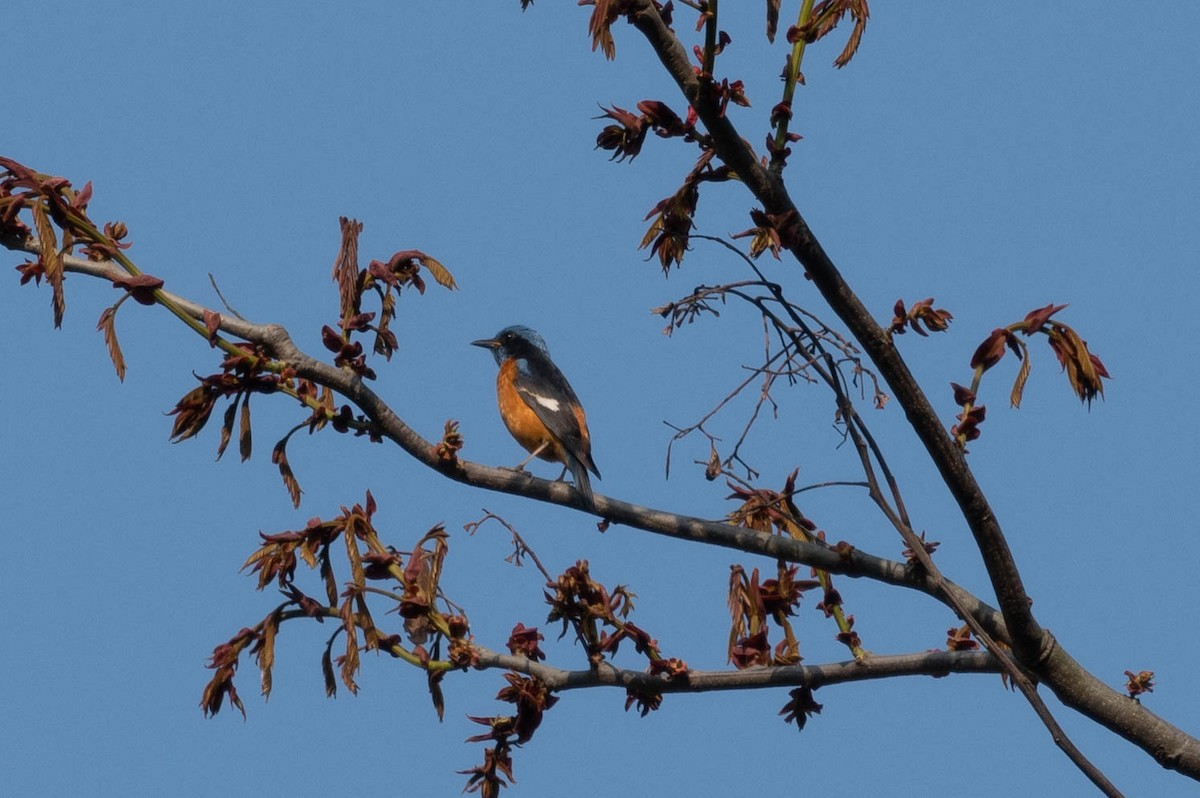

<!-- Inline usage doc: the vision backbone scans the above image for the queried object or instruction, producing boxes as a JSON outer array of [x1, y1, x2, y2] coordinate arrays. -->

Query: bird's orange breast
[[496, 359, 567, 464]]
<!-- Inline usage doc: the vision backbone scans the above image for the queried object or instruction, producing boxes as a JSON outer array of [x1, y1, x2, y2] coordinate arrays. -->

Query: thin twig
[[465, 510, 554, 583], [208, 272, 248, 320]]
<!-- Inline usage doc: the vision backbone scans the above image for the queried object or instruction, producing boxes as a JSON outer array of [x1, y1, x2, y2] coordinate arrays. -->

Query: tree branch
[[10, 204, 1198, 782], [625, 0, 1039, 673], [474, 647, 1001, 693], [622, 0, 1200, 786], [17, 239, 1010, 640]]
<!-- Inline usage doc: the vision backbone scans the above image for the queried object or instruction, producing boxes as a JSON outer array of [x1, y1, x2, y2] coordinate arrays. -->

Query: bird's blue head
[[471, 325, 550, 367]]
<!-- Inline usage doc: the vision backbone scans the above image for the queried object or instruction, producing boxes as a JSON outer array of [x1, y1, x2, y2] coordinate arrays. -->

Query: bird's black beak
[[471, 337, 499, 350]]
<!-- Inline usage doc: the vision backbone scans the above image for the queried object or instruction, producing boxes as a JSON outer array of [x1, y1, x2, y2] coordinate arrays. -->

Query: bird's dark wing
[[512, 357, 600, 478]]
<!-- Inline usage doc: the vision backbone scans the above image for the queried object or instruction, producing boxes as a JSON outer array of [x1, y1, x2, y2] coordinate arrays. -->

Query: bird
[[471, 325, 601, 509]]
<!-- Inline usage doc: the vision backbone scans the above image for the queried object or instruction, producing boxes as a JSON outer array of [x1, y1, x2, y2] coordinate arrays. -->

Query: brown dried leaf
[[833, 0, 869, 68], [333, 217, 363, 321], [321, 551, 338, 605], [259, 612, 278, 699], [766, 0, 781, 42], [428, 671, 446, 722], [1010, 351, 1032, 408], [345, 518, 366, 588], [801, 0, 871, 69], [1048, 324, 1108, 405], [639, 215, 662, 250], [215, 398, 238, 461], [588, 0, 619, 59], [341, 605, 361, 695], [419, 253, 457, 290], [239, 396, 253, 462], [240, 541, 271, 574], [33, 202, 66, 327], [321, 641, 337, 698], [272, 438, 303, 508], [199, 664, 245, 720], [96, 306, 127, 382]]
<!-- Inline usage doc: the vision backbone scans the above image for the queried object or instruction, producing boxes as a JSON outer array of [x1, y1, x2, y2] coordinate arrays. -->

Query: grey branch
[[473, 647, 1001, 693]]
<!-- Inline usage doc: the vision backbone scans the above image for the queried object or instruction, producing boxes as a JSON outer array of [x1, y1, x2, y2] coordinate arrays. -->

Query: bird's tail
[[567, 454, 597, 511]]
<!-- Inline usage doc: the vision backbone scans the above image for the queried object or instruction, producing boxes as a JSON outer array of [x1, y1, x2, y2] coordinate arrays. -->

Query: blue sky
[[4, 4, 1199, 796]]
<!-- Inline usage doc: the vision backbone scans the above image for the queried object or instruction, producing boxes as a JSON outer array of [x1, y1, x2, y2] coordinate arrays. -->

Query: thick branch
[[622, 0, 1200, 783], [625, 0, 1039, 671], [1043, 644, 1200, 775]]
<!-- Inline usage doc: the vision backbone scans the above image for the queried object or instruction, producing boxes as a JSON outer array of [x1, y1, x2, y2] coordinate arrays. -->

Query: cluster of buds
[[890, 297, 953, 336], [4, 157, 138, 328], [732, 208, 802, 260], [1124, 669, 1155, 699], [951, 304, 1110, 447], [204, 496, 473, 724], [595, 100, 698, 162], [727, 562, 819, 668], [329, 216, 455, 369], [462, 672, 558, 797], [789, 0, 871, 69]]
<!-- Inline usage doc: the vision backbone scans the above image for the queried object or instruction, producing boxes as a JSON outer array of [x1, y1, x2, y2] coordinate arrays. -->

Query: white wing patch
[[514, 360, 565, 413], [526, 390, 561, 412]]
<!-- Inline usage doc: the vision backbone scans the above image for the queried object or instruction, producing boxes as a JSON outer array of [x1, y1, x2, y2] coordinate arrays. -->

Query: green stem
[[60, 207, 279, 363], [769, 0, 816, 175]]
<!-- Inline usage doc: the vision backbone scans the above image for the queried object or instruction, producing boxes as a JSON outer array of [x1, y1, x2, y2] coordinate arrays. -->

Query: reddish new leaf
[[970, 328, 1011, 372], [111, 273, 164, 306], [1021, 302, 1068, 333], [203, 309, 222, 347]]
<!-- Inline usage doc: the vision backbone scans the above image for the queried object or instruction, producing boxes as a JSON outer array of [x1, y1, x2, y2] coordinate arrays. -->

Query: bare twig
[[626, 0, 1042, 661], [464, 510, 555, 583], [208, 272, 247, 320], [617, 3, 1179, 792]]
